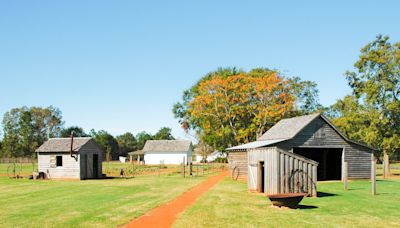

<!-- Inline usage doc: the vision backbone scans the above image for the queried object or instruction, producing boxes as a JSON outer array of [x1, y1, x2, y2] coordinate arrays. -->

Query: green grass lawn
[[174, 178, 400, 228], [0, 174, 206, 228]]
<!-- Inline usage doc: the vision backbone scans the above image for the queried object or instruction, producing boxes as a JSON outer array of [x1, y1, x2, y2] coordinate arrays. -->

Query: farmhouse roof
[[128, 150, 144, 155], [227, 113, 374, 151], [143, 140, 192, 153], [36, 137, 92, 152]]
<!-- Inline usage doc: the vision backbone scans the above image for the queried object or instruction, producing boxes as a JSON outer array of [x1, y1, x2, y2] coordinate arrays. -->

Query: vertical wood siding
[[248, 147, 318, 196]]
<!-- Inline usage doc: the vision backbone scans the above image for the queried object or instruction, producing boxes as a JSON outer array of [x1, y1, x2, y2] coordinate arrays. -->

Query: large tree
[[173, 68, 320, 151], [135, 131, 153, 150], [1, 106, 63, 157], [90, 130, 120, 160], [154, 127, 175, 140], [116, 132, 138, 156], [344, 35, 400, 176], [60, 126, 89, 137]]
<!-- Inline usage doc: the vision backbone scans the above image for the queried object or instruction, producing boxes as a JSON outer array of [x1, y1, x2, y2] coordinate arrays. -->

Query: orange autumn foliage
[[188, 71, 294, 146]]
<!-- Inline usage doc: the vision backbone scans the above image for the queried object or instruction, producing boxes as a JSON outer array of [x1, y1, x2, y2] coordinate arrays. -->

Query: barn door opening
[[257, 161, 265, 193], [93, 154, 99, 178], [294, 147, 342, 181]]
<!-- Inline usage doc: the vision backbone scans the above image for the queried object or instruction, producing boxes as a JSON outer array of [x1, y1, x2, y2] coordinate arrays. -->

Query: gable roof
[[227, 113, 375, 151], [143, 140, 193, 153], [257, 113, 320, 141], [36, 137, 93, 152]]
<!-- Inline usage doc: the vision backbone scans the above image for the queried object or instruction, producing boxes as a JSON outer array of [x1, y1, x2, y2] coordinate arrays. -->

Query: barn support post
[[312, 165, 317, 197], [372, 158, 376, 195], [343, 162, 348, 191]]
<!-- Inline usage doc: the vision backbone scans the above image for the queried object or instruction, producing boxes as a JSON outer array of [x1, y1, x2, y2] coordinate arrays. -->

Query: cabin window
[[56, 156, 63, 167]]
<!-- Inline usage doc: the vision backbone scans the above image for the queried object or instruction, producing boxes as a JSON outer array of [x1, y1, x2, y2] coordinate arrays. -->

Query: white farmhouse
[[143, 140, 193, 165]]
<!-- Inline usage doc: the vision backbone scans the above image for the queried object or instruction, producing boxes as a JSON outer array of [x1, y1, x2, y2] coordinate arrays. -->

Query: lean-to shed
[[36, 137, 103, 180], [227, 113, 374, 191]]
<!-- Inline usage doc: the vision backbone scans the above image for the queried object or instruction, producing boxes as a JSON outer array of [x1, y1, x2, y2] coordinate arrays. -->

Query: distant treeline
[[0, 106, 174, 160]]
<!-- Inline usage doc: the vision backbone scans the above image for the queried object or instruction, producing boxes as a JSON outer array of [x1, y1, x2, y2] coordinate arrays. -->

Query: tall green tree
[[60, 126, 89, 137], [136, 131, 153, 150], [1, 106, 63, 157], [344, 35, 400, 176], [154, 127, 175, 140], [116, 132, 138, 156], [90, 130, 120, 160]]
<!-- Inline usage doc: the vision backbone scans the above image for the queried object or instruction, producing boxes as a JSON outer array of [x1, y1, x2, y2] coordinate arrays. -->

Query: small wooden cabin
[[36, 137, 103, 180], [227, 113, 374, 194]]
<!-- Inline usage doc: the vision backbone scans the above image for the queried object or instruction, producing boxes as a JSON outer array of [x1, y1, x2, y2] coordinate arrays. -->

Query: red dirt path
[[123, 171, 228, 228]]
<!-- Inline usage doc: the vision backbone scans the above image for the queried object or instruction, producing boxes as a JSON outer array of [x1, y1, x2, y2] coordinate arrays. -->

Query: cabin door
[[257, 161, 265, 193], [93, 154, 99, 178]]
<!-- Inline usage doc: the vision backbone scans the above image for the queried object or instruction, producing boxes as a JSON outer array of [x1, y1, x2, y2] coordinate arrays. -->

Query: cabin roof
[[143, 140, 192, 153], [128, 150, 144, 155], [36, 137, 92, 152]]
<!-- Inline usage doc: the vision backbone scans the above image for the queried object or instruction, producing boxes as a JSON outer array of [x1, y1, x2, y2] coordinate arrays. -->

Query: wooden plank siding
[[275, 117, 372, 179], [228, 151, 248, 180], [248, 147, 318, 196], [38, 153, 80, 179]]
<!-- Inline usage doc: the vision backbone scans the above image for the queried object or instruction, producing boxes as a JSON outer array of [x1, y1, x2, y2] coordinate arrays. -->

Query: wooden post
[[312, 165, 317, 197], [182, 156, 186, 178], [343, 161, 348, 191], [196, 164, 199, 176], [189, 162, 193, 176], [372, 159, 376, 195]]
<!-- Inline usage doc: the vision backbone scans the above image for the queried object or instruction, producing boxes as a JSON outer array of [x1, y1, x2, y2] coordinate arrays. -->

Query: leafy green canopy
[[329, 35, 400, 158], [1, 106, 63, 157]]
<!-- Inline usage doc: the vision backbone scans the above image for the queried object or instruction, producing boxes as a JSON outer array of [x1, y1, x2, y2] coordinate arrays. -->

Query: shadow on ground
[[297, 205, 318, 209], [317, 191, 337, 197]]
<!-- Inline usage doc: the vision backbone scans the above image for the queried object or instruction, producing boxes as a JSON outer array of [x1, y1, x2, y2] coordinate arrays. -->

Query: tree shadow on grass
[[317, 191, 338, 197], [297, 205, 318, 209]]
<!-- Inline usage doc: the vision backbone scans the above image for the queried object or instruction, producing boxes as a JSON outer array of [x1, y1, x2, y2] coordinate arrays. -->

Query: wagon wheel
[[231, 166, 240, 180], [7, 163, 22, 178]]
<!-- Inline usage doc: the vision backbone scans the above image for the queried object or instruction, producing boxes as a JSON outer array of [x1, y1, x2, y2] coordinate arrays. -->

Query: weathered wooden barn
[[227, 113, 374, 195], [36, 137, 103, 180]]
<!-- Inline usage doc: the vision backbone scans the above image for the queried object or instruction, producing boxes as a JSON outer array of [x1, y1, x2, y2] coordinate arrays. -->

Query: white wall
[[144, 151, 192, 165]]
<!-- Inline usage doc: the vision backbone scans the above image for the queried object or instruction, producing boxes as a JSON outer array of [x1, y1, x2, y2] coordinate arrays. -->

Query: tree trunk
[[383, 151, 391, 178]]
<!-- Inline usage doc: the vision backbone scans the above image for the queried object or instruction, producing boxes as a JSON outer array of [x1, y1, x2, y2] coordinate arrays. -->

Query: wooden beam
[[343, 161, 348, 191]]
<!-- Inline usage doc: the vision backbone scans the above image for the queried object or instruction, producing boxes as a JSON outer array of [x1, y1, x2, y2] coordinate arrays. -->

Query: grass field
[[174, 178, 400, 228], [0, 174, 207, 228]]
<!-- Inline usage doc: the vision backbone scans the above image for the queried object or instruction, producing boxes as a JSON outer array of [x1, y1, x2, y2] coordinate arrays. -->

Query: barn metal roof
[[36, 137, 92, 152], [143, 140, 193, 153]]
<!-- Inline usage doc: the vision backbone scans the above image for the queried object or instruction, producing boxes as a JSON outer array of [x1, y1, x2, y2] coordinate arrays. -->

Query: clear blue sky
[[1, 1, 399, 138]]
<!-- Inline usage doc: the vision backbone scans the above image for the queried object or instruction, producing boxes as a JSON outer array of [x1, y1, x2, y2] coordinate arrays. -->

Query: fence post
[[343, 162, 348, 191], [372, 159, 376, 195], [182, 156, 186, 178]]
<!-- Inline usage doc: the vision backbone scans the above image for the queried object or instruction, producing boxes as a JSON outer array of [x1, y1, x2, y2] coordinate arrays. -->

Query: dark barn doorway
[[257, 161, 265, 193], [294, 147, 342, 181], [93, 154, 99, 178]]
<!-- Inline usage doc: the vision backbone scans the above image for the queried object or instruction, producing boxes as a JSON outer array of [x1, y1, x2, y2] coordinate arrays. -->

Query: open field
[[0, 161, 227, 178], [0, 174, 207, 228], [174, 178, 400, 228]]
